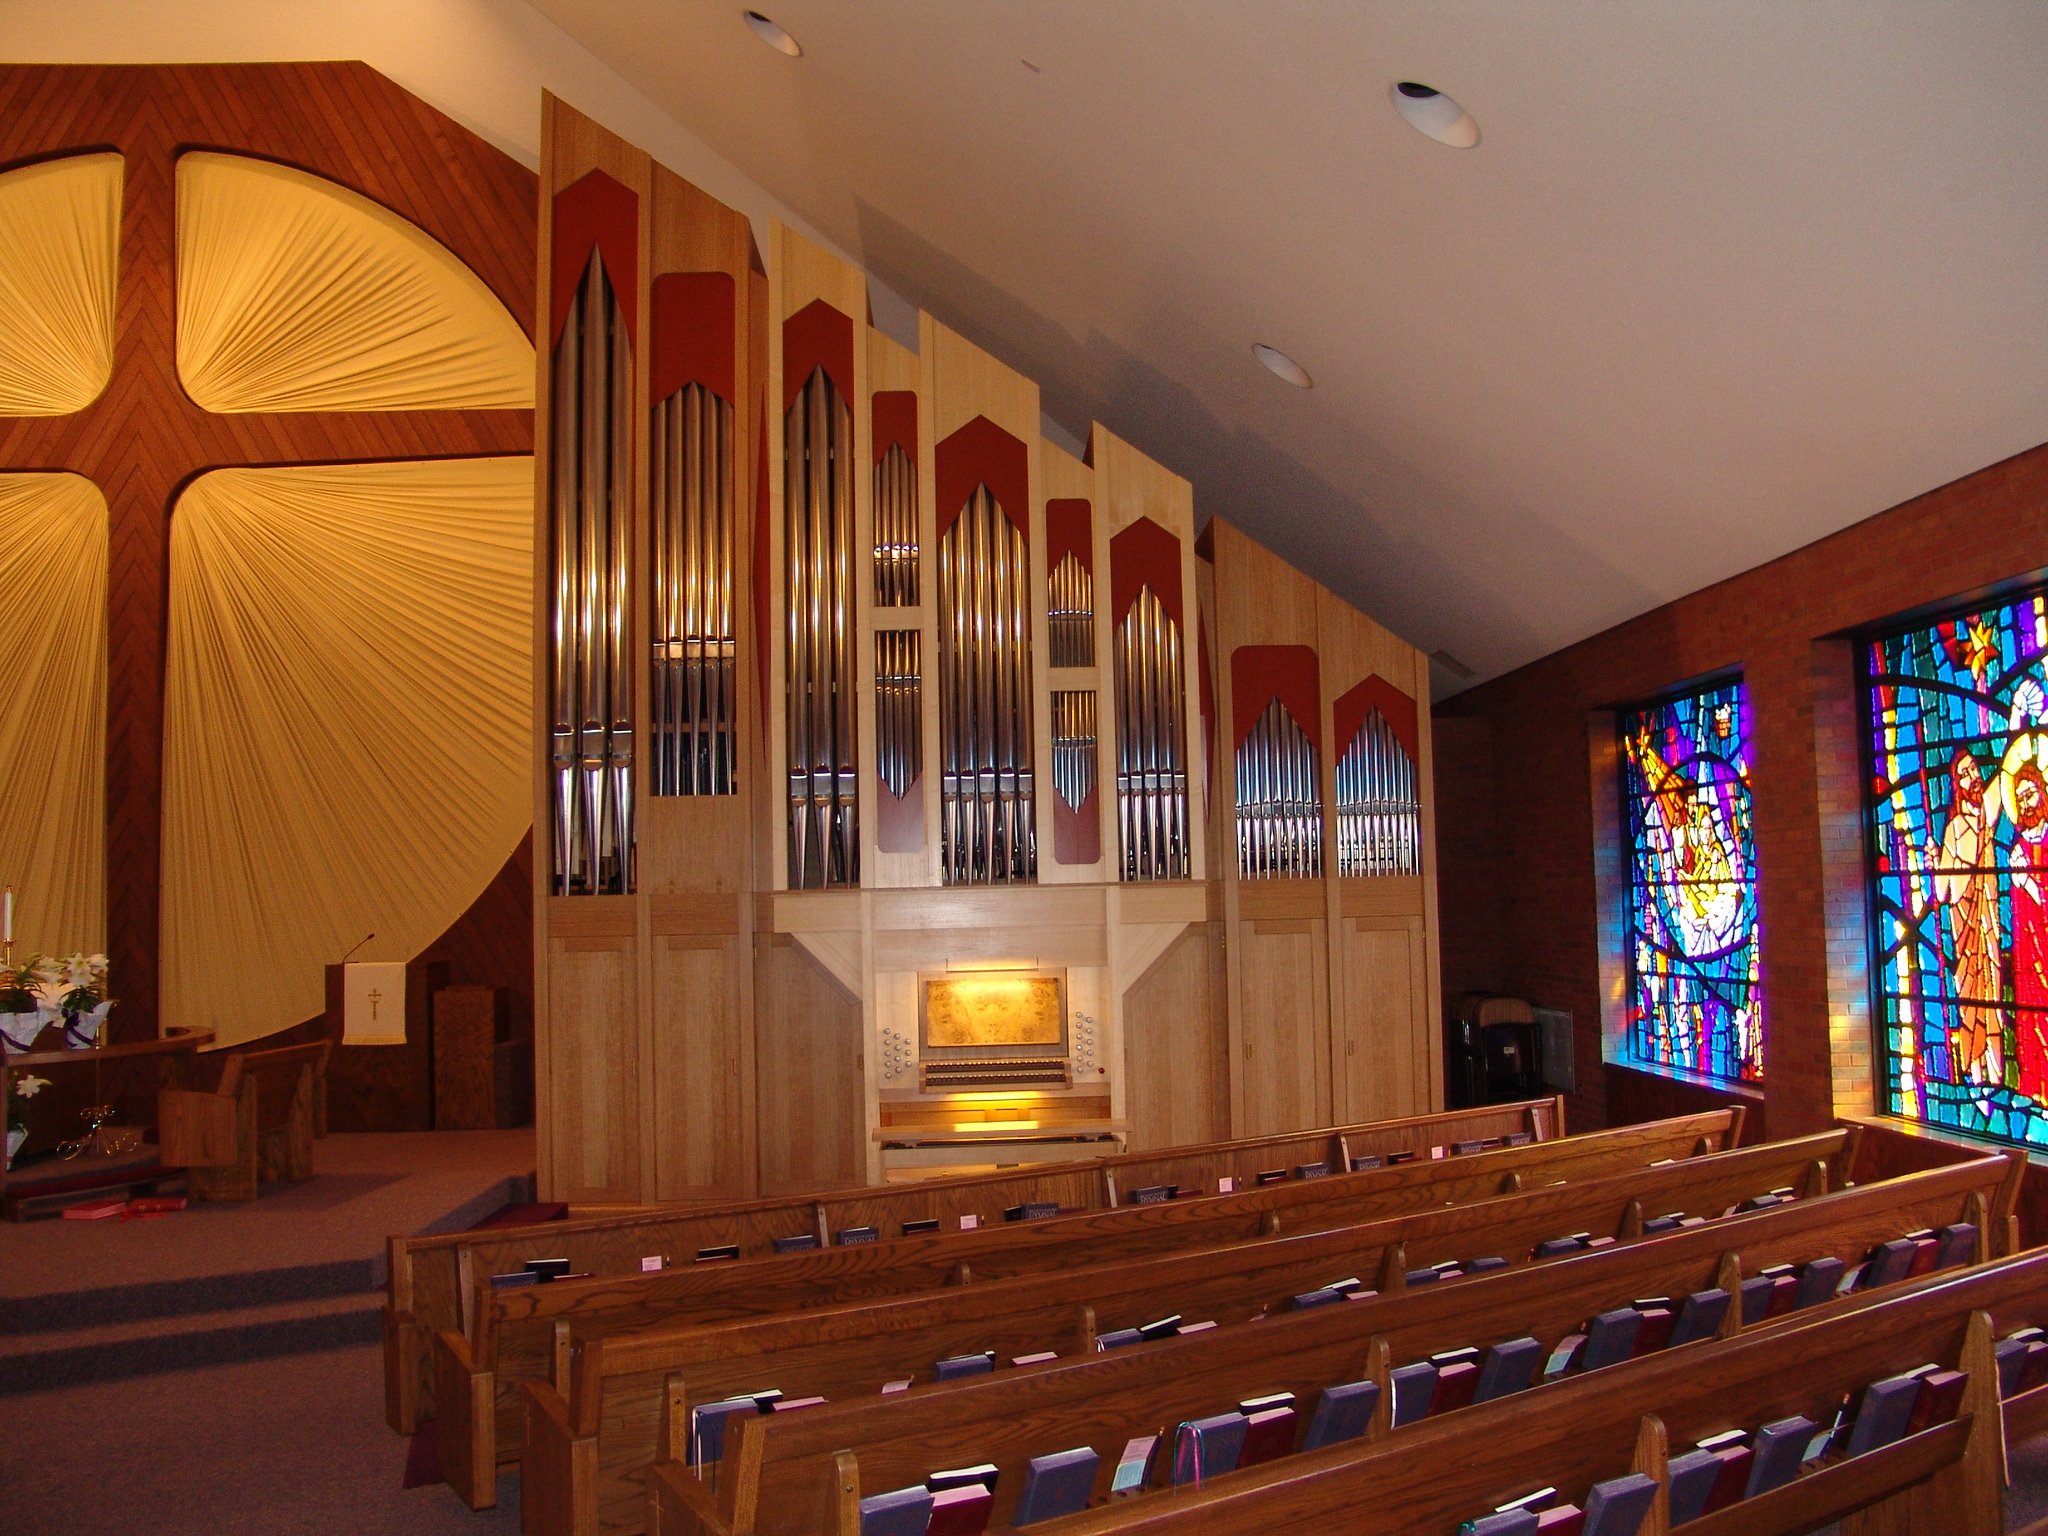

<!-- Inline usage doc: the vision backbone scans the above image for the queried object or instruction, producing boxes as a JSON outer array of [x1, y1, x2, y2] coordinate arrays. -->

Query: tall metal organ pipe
[[1051, 690, 1098, 818], [1235, 697, 1321, 878], [650, 381, 736, 796], [784, 365, 858, 888], [1112, 587, 1188, 879], [937, 487, 1036, 883], [872, 442, 918, 607], [875, 629, 921, 800], [1336, 708, 1420, 876], [548, 251, 635, 895], [1047, 552, 1094, 667]]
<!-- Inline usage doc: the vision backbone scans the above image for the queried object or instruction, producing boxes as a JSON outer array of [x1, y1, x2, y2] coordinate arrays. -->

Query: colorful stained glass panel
[[1619, 681, 1762, 1084], [1866, 587, 2048, 1148]]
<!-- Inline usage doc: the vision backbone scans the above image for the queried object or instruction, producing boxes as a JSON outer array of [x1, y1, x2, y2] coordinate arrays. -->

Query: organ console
[[532, 96, 1444, 1205]]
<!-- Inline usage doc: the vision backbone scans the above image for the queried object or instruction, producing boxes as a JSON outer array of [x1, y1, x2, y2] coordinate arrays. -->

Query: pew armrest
[[649, 1459, 733, 1536], [522, 1377, 599, 1536], [431, 1328, 497, 1510]]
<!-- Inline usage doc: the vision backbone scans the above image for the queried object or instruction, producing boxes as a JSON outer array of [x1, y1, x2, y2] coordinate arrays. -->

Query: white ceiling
[[534, 0, 2048, 693]]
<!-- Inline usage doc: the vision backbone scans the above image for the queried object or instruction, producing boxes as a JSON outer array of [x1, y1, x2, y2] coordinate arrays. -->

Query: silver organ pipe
[[1235, 697, 1321, 878], [872, 443, 919, 607], [875, 629, 921, 800], [650, 381, 736, 795], [1112, 588, 1188, 879], [548, 251, 634, 895], [1051, 689, 1098, 818], [784, 365, 858, 888], [1047, 552, 1094, 667], [1336, 708, 1420, 876], [936, 487, 1036, 883]]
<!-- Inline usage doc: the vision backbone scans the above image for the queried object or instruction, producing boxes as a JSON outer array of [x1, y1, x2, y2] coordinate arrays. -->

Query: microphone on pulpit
[[339, 932, 376, 965]]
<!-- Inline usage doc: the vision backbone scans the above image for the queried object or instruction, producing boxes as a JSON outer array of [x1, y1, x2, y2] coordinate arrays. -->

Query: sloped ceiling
[[534, 0, 2048, 692]]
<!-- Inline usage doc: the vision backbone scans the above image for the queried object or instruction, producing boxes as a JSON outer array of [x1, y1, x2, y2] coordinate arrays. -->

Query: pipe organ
[[533, 97, 1445, 1204]]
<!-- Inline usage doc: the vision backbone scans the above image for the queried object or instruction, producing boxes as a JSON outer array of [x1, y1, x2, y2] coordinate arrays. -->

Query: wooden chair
[[159, 1040, 331, 1202]]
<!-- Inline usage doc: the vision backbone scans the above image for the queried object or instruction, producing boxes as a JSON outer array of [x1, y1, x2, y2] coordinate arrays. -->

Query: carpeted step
[[0, 1290, 383, 1395]]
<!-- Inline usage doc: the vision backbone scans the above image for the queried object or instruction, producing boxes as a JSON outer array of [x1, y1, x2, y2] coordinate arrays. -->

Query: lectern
[[322, 958, 447, 1131]]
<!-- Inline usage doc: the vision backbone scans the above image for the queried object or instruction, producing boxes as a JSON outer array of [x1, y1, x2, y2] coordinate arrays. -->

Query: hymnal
[[1665, 1449, 1722, 1526], [1387, 1150, 1417, 1164], [1004, 1201, 1058, 1222], [524, 1257, 571, 1280], [1631, 1307, 1674, 1357], [1906, 1368, 1968, 1433], [836, 1225, 880, 1246], [928, 1464, 999, 1493], [1428, 1359, 1480, 1415], [1460, 1512, 1537, 1536], [1494, 1489, 1558, 1514], [1844, 1372, 1923, 1456], [933, 1351, 995, 1381], [1640, 1213, 1683, 1235], [1301, 1380, 1378, 1450], [1747, 1415, 1815, 1497], [1349, 1154, 1384, 1171], [1503, 1131, 1534, 1147], [1533, 1235, 1586, 1259], [1580, 1472, 1657, 1536], [1389, 1361, 1439, 1426], [1579, 1309, 1642, 1372], [61, 1199, 127, 1222], [1935, 1222, 1979, 1269], [695, 1245, 740, 1263], [1904, 1229, 1941, 1277], [1323, 1276, 1366, 1296], [1177, 1320, 1218, 1336], [926, 1484, 993, 1536], [1293, 1287, 1344, 1310], [1404, 1267, 1444, 1286], [1239, 1404, 1298, 1465], [489, 1271, 540, 1288], [1110, 1434, 1159, 1495], [1137, 1313, 1183, 1341], [1129, 1185, 1173, 1205], [1255, 1168, 1287, 1186], [772, 1233, 820, 1253], [1795, 1256, 1846, 1310], [1465, 1255, 1509, 1274], [687, 1397, 760, 1466], [1534, 1505, 1584, 1534], [1734, 1192, 1783, 1213], [1168, 1412, 1248, 1485], [1011, 1350, 1058, 1368], [1095, 1328, 1142, 1350], [1739, 1273, 1792, 1324], [771, 1395, 826, 1412], [901, 1218, 939, 1236], [1450, 1139, 1486, 1156], [1012, 1448, 1098, 1527], [1668, 1287, 1731, 1347], [856, 1485, 933, 1536], [1543, 1334, 1586, 1380], [1862, 1237, 1919, 1289], [1294, 1161, 1329, 1179], [1474, 1336, 1545, 1402], [1700, 1439, 1754, 1515]]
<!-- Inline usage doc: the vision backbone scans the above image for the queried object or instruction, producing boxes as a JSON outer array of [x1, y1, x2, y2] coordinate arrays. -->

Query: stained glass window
[[1619, 680, 1762, 1084], [1865, 587, 2048, 1149]]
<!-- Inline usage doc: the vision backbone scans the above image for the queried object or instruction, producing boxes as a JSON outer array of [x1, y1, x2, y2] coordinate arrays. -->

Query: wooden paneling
[[755, 934, 867, 1194], [1335, 914, 1427, 1122], [1237, 916, 1331, 1134], [651, 930, 747, 1198], [546, 936, 639, 1202], [1121, 922, 1227, 1149]]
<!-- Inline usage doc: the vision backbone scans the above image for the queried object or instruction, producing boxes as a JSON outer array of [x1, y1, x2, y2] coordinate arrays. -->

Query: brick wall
[[1433, 442, 2048, 1136]]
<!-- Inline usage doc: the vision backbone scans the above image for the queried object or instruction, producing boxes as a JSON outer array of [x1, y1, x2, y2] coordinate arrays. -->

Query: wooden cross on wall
[[0, 64, 537, 1037]]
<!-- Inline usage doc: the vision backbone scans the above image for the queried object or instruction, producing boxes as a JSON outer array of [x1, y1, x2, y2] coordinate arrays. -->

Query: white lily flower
[[15, 1074, 50, 1098]]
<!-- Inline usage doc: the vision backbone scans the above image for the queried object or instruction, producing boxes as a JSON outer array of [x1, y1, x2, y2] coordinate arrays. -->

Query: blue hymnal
[[489, 1271, 540, 1289], [1474, 1336, 1544, 1403], [1668, 1288, 1731, 1347], [933, 1352, 995, 1381], [1349, 1154, 1384, 1171], [1004, 1201, 1058, 1222], [1464, 1255, 1509, 1275], [1129, 1185, 1174, 1205], [1294, 1161, 1330, 1179], [1389, 1362, 1439, 1426], [1533, 1235, 1585, 1259], [772, 1233, 819, 1253], [1095, 1327, 1143, 1350], [1739, 1274, 1779, 1325], [1302, 1380, 1378, 1450], [1013, 1448, 1098, 1526], [1845, 1373, 1923, 1456], [1795, 1256, 1847, 1310], [1405, 1266, 1444, 1286], [1294, 1286, 1344, 1310], [687, 1397, 760, 1467], [836, 1226, 880, 1246], [1580, 1309, 1642, 1372], [1747, 1415, 1815, 1497], [1666, 1448, 1723, 1525], [1581, 1472, 1658, 1536], [1169, 1412, 1248, 1484], [1641, 1213, 1684, 1234], [857, 1486, 933, 1536]]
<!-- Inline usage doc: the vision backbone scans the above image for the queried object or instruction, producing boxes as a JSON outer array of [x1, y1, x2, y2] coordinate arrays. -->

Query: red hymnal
[[1906, 1368, 1968, 1434], [925, 1485, 993, 1536], [61, 1198, 127, 1221]]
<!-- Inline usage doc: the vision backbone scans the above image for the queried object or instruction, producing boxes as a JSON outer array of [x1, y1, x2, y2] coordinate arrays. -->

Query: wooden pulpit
[[322, 958, 447, 1132]]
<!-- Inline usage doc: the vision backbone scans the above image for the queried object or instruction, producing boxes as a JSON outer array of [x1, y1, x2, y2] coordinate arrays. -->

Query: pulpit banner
[[342, 961, 409, 1046]]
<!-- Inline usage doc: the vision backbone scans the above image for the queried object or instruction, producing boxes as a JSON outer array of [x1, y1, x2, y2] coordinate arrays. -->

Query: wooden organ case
[[532, 98, 1443, 1203]]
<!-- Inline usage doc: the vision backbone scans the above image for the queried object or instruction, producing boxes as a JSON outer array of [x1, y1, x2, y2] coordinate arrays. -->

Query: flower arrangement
[[0, 953, 113, 1050]]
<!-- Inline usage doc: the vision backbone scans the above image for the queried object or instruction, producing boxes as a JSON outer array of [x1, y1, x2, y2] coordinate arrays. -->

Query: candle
[[3, 887, 11, 945]]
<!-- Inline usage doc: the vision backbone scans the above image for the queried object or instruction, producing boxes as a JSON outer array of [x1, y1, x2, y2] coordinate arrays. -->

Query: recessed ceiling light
[[1253, 344, 1312, 389], [743, 10, 802, 57], [1391, 81, 1478, 148]]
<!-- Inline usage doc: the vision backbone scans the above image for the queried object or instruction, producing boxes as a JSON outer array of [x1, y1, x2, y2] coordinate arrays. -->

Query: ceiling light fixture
[[1253, 343, 1312, 389], [743, 9, 802, 57], [1391, 81, 1478, 148]]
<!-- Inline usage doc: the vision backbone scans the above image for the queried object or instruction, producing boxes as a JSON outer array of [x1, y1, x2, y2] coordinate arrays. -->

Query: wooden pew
[[927, 1243, 2048, 1536], [385, 1098, 1568, 1431], [517, 1127, 1927, 1531], [158, 1040, 331, 1202], [437, 1112, 1752, 1500]]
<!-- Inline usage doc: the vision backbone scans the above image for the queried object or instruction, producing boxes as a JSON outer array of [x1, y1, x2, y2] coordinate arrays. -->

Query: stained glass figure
[[1866, 587, 2048, 1148], [1619, 680, 1762, 1083]]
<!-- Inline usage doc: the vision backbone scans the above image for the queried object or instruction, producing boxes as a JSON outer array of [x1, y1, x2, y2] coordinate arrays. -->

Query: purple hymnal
[[857, 1486, 933, 1536], [1095, 1327, 1142, 1350], [1389, 1361, 1439, 1426], [933, 1351, 995, 1381], [1844, 1373, 1924, 1455], [1747, 1415, 1815, 1497], [1013, 1448, 1098, 1527], [1169, 1412, 1248, 1485], [1110, 1434, 1159, 1495], [1862, 1238, 1919, 1289], [836, 1226, 880, 1247], [695, 1244, 740, 1263], [1004, 1202, 1058, 1222], [1503, 1131, 1534, 1147], [687, 1397, 760, 1467], [489, 1271, 540, 1289], [925, 1484, 992, 1536], [901, 1218, 939, 1236], [1580, 1309, 1642, 1372], [1293, 1286, 1344, 1310], [1238, 1402, 1298, 1465], [928, 1464, 999, 1494], [1740, 1273, 1793, 1325], [1405, 1266, 1444, 1286], [1295, 1161, 1330, 1180], [1302, 1380, 1378, 1450], [1665, 1449, 1722, 1526], [1464, 1512, 1538, 1536], [1349, 1154, 1384, 1171], [1667, 1288, 1731, 1347], [1474, 1336, 1544, 1402], [1580, 1472, 1657, 1536], [1533, 1236, 1585, 1260], [1450, 1139, 1486, 1156], [1640, 1213, 1684, 1235], [1465, 1255, 1510, 1275], [1795, 1256, 1846, 1310], [772, 1233, 819, 1253], [1935, 1222, 1979, 1269], [1129, 1185, 1173, 1205], [1999, 1328, 2047, 1394]]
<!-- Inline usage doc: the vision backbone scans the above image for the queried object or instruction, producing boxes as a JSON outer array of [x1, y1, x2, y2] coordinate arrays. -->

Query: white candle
[[3, 887, 11, 945]]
